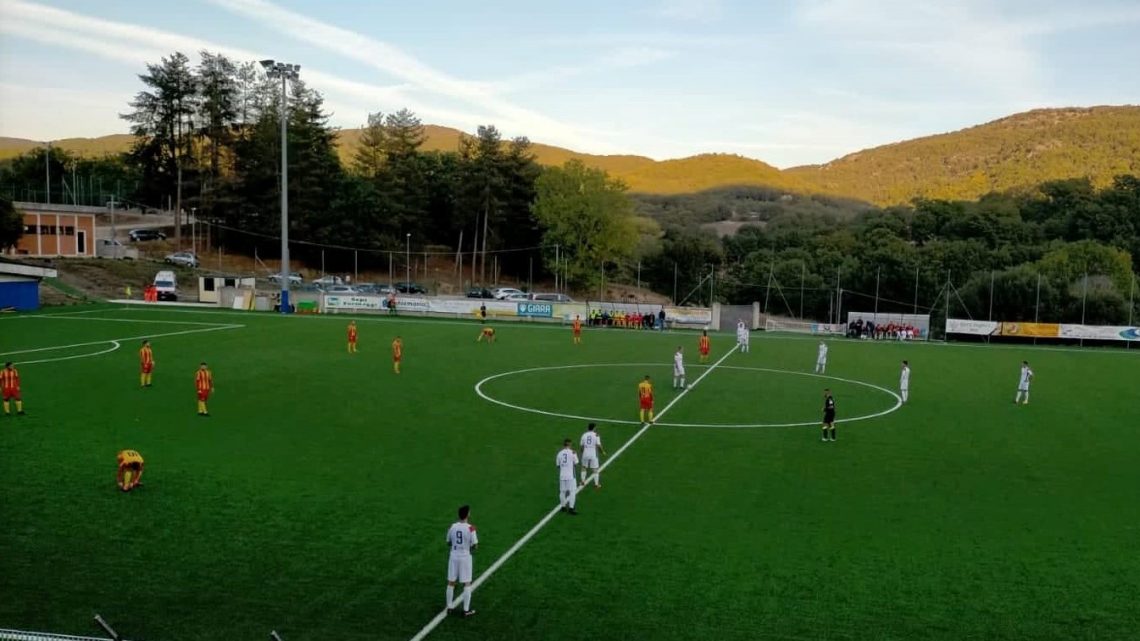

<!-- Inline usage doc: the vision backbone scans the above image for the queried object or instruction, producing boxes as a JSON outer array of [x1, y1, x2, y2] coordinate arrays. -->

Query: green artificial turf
[[1, 306, 1137, 641]]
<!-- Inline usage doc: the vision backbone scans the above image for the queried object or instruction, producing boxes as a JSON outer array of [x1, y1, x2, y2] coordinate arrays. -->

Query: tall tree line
[[643, 178, 1140, 327], [109, 51, 623, 280]]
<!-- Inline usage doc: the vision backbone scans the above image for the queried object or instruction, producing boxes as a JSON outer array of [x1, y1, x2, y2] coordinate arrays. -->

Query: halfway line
[[409, 344, 740, 641]]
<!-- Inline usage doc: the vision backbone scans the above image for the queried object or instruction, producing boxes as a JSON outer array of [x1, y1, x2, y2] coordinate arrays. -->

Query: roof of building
[[0, 257, 59, 279]]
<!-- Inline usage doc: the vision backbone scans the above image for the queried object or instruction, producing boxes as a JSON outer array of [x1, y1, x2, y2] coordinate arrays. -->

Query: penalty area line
[[409, 344, 739, 641], [0, 324, 245, 358]]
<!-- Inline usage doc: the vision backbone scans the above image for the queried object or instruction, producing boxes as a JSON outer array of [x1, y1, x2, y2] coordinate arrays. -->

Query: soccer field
[[1, 306, 1138, 641]]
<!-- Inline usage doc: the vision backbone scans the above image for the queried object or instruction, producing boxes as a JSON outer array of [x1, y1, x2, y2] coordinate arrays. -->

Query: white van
[[153, 270, 177, 301]]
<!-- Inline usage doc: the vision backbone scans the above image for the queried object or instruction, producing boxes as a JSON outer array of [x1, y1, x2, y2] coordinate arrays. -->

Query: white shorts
[[582, 454, 599, 470], [900, 384, 909, 393], [559, 478, 576, 493], [1018, 383, 1030, 392], [448, 555, 472, 583], [817, 357, 827, 365], [674, 366, 685, 377]]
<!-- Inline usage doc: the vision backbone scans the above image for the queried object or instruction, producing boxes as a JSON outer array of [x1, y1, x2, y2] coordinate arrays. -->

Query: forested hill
[[4, 106, 1140, 203], [787, 106, 1140, 204]]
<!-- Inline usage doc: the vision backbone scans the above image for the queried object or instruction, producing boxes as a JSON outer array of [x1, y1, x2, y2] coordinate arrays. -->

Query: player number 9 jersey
[[447, 522, 478, 557]]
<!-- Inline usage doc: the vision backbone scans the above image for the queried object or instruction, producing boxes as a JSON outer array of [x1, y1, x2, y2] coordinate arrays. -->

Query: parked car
[[129, 229, 166, 242], [394, 282, 427, 294], [268, 271, 303, 285], [504, 293, 531, 301], [96, 238, 138, 260], [532, 292, 574, 303], [466, 287, 494, 299], [164, 251, 199, 268], [312, 275, 345, 287], [491, 287, 525, 300], [323, 285, 358, 294]]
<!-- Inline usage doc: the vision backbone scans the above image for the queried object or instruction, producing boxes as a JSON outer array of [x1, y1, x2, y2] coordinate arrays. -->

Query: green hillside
[[787, 106, 1140, 204], [619, 153, 806, 194], [0, 134, 135, 161], [5, 106, 1140, 203]]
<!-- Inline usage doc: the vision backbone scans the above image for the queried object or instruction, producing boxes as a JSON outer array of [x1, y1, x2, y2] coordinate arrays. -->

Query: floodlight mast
[[261, 60, 300, 313]]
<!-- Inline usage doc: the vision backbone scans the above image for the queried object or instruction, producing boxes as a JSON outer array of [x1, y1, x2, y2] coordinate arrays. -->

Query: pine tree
[[121, 52, 198, 242]]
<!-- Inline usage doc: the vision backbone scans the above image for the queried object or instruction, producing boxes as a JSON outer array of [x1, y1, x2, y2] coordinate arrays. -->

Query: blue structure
[[0, 260, 58, 311]]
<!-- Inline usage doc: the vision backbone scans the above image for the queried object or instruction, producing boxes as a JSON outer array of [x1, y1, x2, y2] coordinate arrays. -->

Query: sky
[[1, 0, 1139, 168]]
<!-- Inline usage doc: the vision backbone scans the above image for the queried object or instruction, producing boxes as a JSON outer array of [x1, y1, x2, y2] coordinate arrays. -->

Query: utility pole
[[987, 270, 995, 321], [261, 59, 301, 313], [108, 195, 118, 260], [913, 265, 919, 315], [45, 142, 50, 204]]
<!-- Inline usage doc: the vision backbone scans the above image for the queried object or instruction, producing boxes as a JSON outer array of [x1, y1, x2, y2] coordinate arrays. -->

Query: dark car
[[395, 282, 427, 294], [129, 229, 166, 242], [466, 287, 494, 299]]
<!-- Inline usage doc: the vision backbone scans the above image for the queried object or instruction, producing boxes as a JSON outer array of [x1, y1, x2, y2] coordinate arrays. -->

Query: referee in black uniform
[[822, 389, 836, 442]]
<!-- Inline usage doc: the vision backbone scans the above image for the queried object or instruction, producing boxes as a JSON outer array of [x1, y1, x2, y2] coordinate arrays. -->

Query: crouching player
[[477, 326, 496, 344], [117, 449, 145, 492]]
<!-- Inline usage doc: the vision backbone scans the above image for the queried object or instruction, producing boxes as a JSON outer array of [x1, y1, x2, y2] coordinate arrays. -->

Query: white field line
[[1, 324, 244, 357], [82, 306, 702, 338], [18, 341, 122, 365], [474, 363, 902, 429], [0, 307, 120, 319], [78, 306, 1140, 356], [409, 344, 740, 641], [16, 315, 239, 326]]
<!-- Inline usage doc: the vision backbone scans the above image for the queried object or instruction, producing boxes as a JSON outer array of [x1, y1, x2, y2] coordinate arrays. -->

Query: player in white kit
[[814, 341, 828, 374], [736, 319, 750, 353], [445, 504, 479, 617], [557, 439, 580, 515], [673, 346, 686, 389], [1014, 360, 1033, 405], [900, 360, 910, 403], [579, 422, 606, 489]]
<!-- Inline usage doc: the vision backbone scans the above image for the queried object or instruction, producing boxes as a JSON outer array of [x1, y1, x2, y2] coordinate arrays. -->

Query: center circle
[[474, 363, 902, 429]]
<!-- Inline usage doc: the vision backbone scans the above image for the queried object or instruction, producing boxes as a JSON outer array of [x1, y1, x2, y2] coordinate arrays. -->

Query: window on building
[[203, 279, 216, 292], [63, 226, 75, 236]]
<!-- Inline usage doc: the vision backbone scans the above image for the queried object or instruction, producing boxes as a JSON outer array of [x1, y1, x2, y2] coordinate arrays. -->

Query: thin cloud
[[489, 46, 675, 95], [206, 0, 621, 153], [657, 0, 723, 22], [797, 0, 1046, 100], [0, 0, 495, 135]]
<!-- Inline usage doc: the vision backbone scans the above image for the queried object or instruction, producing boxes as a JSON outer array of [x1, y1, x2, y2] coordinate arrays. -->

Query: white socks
[[674, 378, 685, 388], [462, 587, 472, 611], [446, 585, 455, 608], [901, 390, 908, 402], [580, 469, 586, 484]]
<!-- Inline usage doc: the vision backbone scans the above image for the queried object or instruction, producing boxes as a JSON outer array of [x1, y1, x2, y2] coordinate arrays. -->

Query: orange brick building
[[6, 203, 98, 257]]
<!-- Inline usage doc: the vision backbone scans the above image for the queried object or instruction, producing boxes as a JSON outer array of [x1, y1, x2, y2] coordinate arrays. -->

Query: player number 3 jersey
[[447, 522, 478, 558], [556, 449, 578, 480]]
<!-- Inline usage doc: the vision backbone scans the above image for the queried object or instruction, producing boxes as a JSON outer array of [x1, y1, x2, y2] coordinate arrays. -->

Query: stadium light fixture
[[262, 60, 300, 312]]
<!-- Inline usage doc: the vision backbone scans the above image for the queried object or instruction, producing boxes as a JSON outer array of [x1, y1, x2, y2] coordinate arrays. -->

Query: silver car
[[164, 251, 199, 268], [491, 287, 525, 299]]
